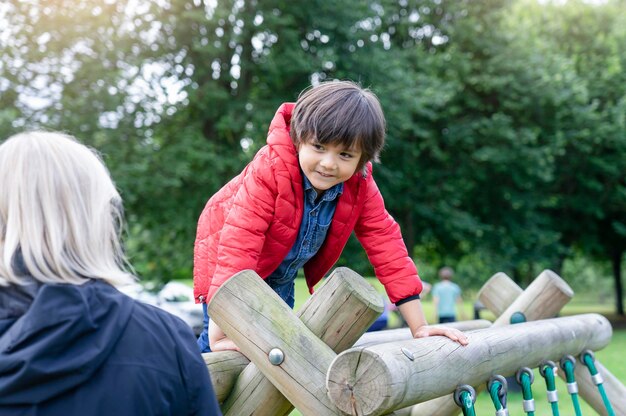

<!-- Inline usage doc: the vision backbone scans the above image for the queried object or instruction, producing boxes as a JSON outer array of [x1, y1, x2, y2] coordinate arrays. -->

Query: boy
[[194, 80, 468, 352]]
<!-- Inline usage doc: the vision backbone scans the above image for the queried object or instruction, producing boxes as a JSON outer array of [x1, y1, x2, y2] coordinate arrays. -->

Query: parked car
[[157, 281, 204, 336], [119, 281, 204, 336]]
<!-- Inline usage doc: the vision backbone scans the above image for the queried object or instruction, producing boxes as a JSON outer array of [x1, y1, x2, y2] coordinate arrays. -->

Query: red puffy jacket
[[193, 103, 422, 303]]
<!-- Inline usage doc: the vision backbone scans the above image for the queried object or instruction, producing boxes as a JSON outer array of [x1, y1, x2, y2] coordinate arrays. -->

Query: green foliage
[[1, 0, 624, 307]]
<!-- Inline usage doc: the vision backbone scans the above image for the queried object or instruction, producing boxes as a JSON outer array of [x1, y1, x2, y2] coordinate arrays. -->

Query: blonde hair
[[0, 131, 134, 287]]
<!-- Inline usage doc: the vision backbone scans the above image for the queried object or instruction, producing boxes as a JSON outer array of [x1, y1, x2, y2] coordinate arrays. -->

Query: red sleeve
[[354, 174, 423, 303], [207, 153, 277, 301]]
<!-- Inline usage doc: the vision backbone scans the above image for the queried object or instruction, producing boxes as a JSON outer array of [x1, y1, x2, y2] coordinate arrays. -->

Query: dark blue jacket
[[0, 279, 221, 415]]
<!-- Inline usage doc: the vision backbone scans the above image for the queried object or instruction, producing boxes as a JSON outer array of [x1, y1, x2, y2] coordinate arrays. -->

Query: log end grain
[[326, 349, 394, 416]]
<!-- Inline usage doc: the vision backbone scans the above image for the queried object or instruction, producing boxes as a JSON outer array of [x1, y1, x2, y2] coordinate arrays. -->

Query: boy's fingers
[[443, 328, 469, 345], [413, 326, 469, 345]]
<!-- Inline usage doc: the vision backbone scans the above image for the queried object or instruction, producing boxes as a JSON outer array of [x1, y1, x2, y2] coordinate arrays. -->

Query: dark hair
[[290, 80, 386, 172]]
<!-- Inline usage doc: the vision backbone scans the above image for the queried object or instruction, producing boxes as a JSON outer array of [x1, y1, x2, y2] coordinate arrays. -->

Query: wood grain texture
[[208, 270, 338, 415], [476, 272, 522, 315], [416, 270, 626, 416], [210, 268, 383, 416], [327, 314, 612, 416], [479, 271, 626, 416], [204, 319, 491, 403], [354, 320, 491, 348], [202, 351, 249, 403], [494, 269, 574, 324], [403, 269, 573, 415]]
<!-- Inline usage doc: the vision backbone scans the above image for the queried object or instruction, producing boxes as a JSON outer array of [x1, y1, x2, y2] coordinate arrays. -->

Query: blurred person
[[0, 132, 221, 415], [432, 266, 466, 323]]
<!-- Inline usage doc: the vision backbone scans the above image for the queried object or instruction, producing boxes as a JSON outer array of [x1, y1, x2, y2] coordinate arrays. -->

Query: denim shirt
[[265, 174, 343, 307]]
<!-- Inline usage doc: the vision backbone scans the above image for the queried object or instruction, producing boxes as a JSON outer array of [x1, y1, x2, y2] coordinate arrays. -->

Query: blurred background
[[1, 0, 624, 319]]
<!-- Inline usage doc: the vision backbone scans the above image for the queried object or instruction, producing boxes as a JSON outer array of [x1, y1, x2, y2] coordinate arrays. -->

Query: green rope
[[562, 358, 583, 416], [582, 352, 615, 416], [550, 397, 560, 415], [539, 362, 560, 416], [489, 381, 505, 412], [520, 371, 535, 416], [460, 390, 477, 416]]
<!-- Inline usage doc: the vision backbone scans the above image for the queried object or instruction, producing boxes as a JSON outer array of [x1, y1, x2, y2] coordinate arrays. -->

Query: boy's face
[[298, 139, 362, 195]]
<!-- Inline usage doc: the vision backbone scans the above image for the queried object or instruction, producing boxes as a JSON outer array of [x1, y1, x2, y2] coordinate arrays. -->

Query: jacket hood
[[267, 102, 295, 145], [0, 279, 134, 405]]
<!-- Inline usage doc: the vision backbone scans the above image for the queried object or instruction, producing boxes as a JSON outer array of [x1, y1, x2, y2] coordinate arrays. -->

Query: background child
[[432, 266, 466, 323], [194, 80, 468, 352]]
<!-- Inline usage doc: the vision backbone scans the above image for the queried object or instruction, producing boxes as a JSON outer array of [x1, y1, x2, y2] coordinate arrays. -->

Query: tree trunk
[[612, 248, 624, 316]]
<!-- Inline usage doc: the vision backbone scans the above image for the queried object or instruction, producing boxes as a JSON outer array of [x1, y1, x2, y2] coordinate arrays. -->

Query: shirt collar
[[302, 173, 344, 203]]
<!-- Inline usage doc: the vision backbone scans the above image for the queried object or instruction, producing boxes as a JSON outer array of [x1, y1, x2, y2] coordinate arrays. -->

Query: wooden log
[[219, 267, 383, 416], [326, 314, 612, 416], [203, 319, 491, 402], [297, 267, 385, 353], [476, 272, 522, 315], [202, 351, 249, 403], [354, 320, 492, 348], [208, 270, 337, 415], [477, 271, 626, 416], [208, 268, 382, 416], [494, 269, 574, 324], [407, 269, 574, 416]]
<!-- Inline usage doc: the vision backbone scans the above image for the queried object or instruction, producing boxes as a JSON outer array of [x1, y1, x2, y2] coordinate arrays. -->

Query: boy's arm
[[397, 298, 468, 345], [353, 175, 422, 299], [208, 319, 241, 352], [353, 173, 467, 345]]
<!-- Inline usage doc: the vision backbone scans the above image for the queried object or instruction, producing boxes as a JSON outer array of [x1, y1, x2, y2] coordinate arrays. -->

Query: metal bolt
[[268, 348, 285, 365], [401, 347, 415, 361], [510, 311, 526, 324]]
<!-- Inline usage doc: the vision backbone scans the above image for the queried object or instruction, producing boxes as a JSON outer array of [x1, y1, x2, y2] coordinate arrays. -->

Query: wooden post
[[476, 272, 522, 314], [407, 269, 575, 416], [219, 267, 383, 416], [494, 269, 574, 324], [326, 314, 612, 416], [207, 270, 338, 415], [208, 268, 386, 416], [477, 271, 626, 416], [203, 319, 491, 402], [202, 351, 250, 403]]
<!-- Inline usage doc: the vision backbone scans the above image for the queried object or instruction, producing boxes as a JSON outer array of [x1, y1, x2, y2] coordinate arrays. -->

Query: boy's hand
[[397, 298, 469, 346], [412, 325, 469, 346]]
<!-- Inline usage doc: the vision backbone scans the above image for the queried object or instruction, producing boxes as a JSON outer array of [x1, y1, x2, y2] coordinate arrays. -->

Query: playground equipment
[[204, 268, 626, 415], [476, 272, 626, 416], [326, 314, 610, 415]]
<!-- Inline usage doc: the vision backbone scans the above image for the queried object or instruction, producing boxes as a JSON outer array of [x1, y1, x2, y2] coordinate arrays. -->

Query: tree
[[508, 0, 626, 313]]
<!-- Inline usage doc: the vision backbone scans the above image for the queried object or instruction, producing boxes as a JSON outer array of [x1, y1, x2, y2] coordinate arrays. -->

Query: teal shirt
[[432, 280, 462, 317]]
